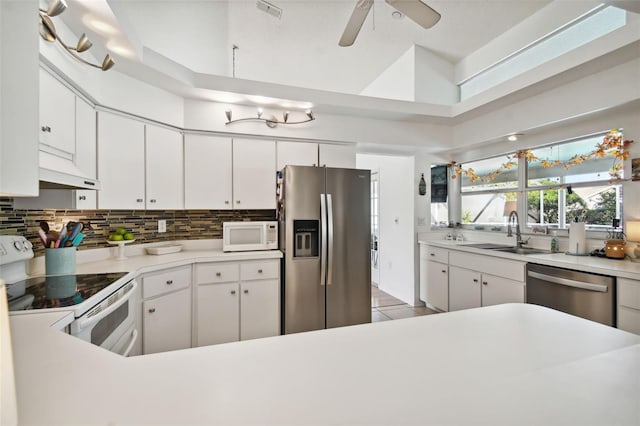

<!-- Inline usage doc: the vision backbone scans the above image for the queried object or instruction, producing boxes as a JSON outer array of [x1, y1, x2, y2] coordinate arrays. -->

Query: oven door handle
[[527, 271, 608, 292], [75, 281, 138, 330], [121, 329, 139, 357]]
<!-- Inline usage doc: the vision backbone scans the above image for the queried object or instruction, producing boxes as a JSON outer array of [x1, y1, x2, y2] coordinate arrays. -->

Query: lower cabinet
[[618, 277, 640, 335], [426, 260, 449, 311], [449, 266, 524, 311], [195, 259, 280, 347], [141, 266, 192, 355]]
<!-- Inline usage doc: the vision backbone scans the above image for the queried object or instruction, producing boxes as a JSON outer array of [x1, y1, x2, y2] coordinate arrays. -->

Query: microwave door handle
[[320, 194, 327, 286], [74, 281, 138, 330], [121, 329, 139, 357], [327, 194, 334, 286]]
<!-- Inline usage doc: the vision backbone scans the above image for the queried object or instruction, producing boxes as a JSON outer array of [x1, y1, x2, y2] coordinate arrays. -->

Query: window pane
[[461, 192, 517, 225], [526, 185, 621, 229], [460, 156, 518, 192], [527, 135, 620, 186], [431, 202, 449, 226]]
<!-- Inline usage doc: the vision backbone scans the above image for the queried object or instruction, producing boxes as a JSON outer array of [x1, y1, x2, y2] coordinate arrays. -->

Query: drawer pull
[[244, 289, 249, 294], [441, 270, 446, 273], [473, 279, 478, 283], [216, 272, 222, 277], [430, 253, 435, 257], [148, 308, 156, 313], [482, 281, 488, 286], [136, 198, 143, 203], [150, 199, 157, 203], [166, 280, 173, 285], [258, 269, 263, 273], [231, 290, 236, 295], [78, 195, 86, 201], [225, 201, 230, 204]]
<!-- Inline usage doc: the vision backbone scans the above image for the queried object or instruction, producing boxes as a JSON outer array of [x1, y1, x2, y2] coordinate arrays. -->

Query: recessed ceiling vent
[[256, 0, 282, 19]]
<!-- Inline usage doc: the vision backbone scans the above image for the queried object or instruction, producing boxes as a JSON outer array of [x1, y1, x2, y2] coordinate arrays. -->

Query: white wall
[[359, 46, 415, 102], [414, 46, 458, 105], [357, 154, 417, 305]]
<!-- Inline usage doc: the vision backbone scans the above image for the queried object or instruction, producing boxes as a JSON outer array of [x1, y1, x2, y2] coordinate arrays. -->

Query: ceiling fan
[[339, 0, 441, 47]]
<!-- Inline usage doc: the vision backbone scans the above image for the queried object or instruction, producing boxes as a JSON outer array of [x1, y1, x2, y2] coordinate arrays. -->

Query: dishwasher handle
[[527, 270, 609, 293]]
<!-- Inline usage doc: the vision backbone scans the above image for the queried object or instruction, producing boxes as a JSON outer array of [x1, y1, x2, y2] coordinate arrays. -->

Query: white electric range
[[0, 235, 140, 356]]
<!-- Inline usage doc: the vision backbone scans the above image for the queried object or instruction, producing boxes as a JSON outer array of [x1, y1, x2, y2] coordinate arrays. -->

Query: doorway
[[371, 171, 380, 287]]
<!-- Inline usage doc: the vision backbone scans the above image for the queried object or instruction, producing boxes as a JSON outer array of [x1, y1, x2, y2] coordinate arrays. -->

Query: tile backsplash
[[0, 198, 275, 256]]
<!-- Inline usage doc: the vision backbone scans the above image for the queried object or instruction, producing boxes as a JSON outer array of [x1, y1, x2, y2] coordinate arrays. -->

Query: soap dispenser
[[550, 231, 559, 253]]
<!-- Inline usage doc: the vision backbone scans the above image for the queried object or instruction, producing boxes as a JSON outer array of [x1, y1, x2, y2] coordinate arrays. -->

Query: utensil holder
[[45, 247, 76, 275]]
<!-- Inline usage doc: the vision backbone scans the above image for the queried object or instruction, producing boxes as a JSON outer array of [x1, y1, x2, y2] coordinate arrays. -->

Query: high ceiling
[[62, 0, 553, 97]]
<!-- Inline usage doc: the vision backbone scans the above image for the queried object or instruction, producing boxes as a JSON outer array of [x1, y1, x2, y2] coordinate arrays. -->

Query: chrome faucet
[[507, 210, 529, 248]]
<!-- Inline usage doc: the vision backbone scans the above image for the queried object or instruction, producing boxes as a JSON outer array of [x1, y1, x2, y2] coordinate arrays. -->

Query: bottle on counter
[[550, 231, 559, 253]]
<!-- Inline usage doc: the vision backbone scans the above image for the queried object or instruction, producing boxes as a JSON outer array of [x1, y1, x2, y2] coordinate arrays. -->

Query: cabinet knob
[[166, 280, 173, 285], [78, 195, 86, 201], [236, 200, 241, 204], [441, 270, 446, 273], [225, 201, 230, 204], [150, 199, 157, 203], [216, 272, 221, 277], [258, 269, 263, 273], [136, 198, 143, 203], [473, 279, 478, 283], [231, 290, 236, 295], [244, 289, 249, 294], [482, 281, 488, 286], [41, 126, 51, 132], [148, 308, 156, 313], [430, 253, 435, 257]]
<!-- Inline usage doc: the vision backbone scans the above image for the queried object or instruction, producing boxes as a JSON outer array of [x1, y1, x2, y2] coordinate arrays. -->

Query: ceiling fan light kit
[[225, 108, 315, 128], [340, 0, 441, 47], [39, 0, 115, 71]]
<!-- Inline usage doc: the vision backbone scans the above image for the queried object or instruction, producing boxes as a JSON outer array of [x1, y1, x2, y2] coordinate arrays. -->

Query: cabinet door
[[318, 144, 356, 168], [449, 266, 481, 311], [233, 139, 276, 209], [97, 112, 146, 209], [39, 68, 75, 156], [74, 97, 96, 179], [146, 125, 183, 209], [426, 260, 448, 311], [276, 141, 317, 170], [143, 288, 191, 355], [240, 279, 280, 341], [196, 283, 240, 346], [481, 274, 524, 306], [184, 134, 233, 209]]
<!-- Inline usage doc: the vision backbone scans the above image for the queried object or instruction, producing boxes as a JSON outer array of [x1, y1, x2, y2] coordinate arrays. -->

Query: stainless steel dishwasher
[[526, 263, 615, 326]]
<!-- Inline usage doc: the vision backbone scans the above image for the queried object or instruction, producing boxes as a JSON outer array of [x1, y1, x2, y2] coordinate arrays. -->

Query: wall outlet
[[158, 219, 166, 233]]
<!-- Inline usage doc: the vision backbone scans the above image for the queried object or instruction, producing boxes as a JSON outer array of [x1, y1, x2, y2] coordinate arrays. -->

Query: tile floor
[[371, 286, 439, 322]]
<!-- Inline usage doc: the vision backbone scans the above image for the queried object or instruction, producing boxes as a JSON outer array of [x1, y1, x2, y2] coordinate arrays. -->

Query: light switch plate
[[158, 220, 166, 233]]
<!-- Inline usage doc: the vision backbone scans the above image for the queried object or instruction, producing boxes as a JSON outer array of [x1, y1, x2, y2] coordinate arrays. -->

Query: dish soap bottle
[[550, 231, 559, 253]]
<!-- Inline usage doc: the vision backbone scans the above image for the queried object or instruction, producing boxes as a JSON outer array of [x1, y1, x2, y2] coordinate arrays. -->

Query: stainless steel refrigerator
[[277, 165, 371, 334]]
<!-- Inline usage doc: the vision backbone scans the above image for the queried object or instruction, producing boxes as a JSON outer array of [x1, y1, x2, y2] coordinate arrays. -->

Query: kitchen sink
[[462, 243, 514, 249], [492, 247, 550, 255]]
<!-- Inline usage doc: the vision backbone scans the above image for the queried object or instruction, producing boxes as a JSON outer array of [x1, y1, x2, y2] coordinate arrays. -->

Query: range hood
[[39, 151, 100, 190]]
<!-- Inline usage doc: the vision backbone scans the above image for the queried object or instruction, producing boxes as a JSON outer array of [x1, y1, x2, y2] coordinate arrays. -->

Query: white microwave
[[223, 221, 278, 252]]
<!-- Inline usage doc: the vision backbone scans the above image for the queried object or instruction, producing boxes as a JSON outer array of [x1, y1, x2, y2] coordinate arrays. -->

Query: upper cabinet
[[97, 111, 146, 209], [233, 139, 276, 210], [38, 68, 99, 189], [184, 134, 233, 209], [319, 144, 356, 168], [145, 124, 184, 210], [276, 141, 318, 170]]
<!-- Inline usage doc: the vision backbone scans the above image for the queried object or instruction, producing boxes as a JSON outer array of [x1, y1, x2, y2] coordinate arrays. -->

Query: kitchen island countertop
[[8, 302, 640, 425]]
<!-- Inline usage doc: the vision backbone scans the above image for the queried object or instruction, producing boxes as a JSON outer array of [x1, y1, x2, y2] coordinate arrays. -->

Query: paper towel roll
[[569, 222, 587, 254]]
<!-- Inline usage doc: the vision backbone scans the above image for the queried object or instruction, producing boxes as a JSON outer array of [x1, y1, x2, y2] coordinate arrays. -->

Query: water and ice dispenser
[[293, 220, 319, 258]]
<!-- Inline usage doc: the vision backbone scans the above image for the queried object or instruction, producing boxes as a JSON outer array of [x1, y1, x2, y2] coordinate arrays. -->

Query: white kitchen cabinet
[[184, 134, 233, 209], [449, 266, 524, 311], [141, 266, 193, 355], [39, 68, 75, 156], [145, 124, 183, 209], [481, 274, 524, 306], [74, 97, 97, 180], [143, 287, 192, 355], [276, 141, 318, 170], [232, 139, 276, 209], [97, 112, 146, 209], [195, 259, 280, 347], [618, 277, 640, 335], [13, 189, 96, 210], [426, 260, 449, 311], [318, 144, 356, 168]]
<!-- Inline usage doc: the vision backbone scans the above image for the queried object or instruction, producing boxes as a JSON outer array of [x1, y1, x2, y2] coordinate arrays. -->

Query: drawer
[[240, 260, 280, 281], [449, 251, 525, 282], [424, 246, 448, 264], [195, 263, 239, 285], [617, 305, 640, 335], [618, 278, 640, 310], [142, 266, 191, 299]]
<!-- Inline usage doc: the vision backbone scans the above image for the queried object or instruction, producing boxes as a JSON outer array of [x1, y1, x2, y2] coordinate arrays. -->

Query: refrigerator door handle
[[320, 193, 327, 286], [327, 194, 334, 286]]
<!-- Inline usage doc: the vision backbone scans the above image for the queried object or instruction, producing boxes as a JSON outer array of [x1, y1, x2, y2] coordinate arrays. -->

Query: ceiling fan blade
[[385, 0, 441, 29], [339, 0, 374, 47]]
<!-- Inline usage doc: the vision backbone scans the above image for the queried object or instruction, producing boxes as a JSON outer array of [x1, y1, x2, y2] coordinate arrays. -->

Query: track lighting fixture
[[225, 108, 315, 128], [39, 0, 115, 71]]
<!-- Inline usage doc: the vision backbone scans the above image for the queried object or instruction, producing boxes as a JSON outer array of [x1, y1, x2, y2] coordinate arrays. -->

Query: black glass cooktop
[[6, 272, 128, 311]]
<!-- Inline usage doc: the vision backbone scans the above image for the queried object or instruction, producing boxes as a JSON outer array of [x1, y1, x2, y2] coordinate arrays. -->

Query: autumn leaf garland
[[450, 130, 633, 183]]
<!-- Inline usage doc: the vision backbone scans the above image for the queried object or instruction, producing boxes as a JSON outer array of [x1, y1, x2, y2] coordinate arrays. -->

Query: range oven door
[[70, 280, 139, 355]]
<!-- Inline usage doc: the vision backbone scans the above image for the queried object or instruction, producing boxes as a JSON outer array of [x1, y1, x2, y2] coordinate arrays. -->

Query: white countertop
[[8, 303, 640, 425], [420, 239, 640, 280]]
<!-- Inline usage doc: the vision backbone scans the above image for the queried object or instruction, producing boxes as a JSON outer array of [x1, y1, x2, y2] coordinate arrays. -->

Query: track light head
[[283, 111, 289, 123], [225, 110, 233, 122], [39, 15, 57, 42], [76, 33, 93, 52], [225, 108, 315, 128], [306, 110, 314, 120], [45, 0, 67, 17], [101, 54, 115, 71]]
